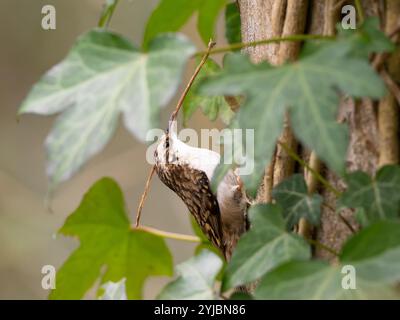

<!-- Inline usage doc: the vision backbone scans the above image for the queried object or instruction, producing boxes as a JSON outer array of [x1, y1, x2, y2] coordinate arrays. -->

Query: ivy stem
[[305, 238, 339, 257], [279, 142, 355, 235], [134, 225, 201, 243], [354, 0, 364, 24], [98, 0, 120, 28], [195, 34, 335, 56], [323, 202, 356, 234], [278, 141, 341, 197]]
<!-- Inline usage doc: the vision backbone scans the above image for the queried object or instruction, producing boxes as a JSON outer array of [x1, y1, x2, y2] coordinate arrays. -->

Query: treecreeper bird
[[154, 123, 249, 260]]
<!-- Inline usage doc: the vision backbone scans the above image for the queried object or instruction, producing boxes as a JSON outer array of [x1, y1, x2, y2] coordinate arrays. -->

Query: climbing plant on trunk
[[18, 0, 400, 299]]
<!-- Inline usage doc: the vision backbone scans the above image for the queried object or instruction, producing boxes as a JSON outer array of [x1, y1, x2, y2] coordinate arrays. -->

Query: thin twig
[[333, 0, 347, 11], [338, 213, 356, 234], [135, 41, 216, 227], [306, 238, 339, 256], [135, 165, 156, 227], [278, 141, 341, 197], [371, 23, 400, 71], [298, 151, 321, 238], [354, 0, 364, 24], [195, 34, 335, 56], [170, 39, 216, 123], [322, 202, 356, 234], [134, 225, 201, 243], [380, 68, 400, 106], [388, 23, 400, 40]]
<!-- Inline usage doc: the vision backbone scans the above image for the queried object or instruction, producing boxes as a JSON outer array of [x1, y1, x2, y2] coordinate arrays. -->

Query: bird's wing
[[155, 163, 226, 256]]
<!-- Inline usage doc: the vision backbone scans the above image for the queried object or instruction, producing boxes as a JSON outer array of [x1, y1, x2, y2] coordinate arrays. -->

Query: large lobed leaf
[[49, 178, 173, 300], [198, 20, 389, 196], [157, 250, 223, 300], [272, 174, 322, 229], [339, 165, 400, 226], [222, 204, 310, 291], [143, 0, 226, 47], [255, 221, 400, 299], [19, 30, 195, 188]]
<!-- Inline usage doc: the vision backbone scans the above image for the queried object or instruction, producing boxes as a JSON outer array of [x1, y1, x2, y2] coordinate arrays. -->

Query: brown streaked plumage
[[155, 161, 226, 255], [154, 127, 248, 260]]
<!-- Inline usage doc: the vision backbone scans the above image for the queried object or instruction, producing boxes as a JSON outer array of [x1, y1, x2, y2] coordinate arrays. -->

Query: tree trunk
[[238, 0, 399, 261]]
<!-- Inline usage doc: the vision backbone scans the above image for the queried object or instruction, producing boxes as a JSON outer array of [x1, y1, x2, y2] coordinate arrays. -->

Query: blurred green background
[[0, 0, 226, 299]]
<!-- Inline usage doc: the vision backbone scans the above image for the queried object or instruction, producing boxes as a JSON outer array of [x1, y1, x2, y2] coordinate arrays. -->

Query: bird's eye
[[165, 139, 169, 149]]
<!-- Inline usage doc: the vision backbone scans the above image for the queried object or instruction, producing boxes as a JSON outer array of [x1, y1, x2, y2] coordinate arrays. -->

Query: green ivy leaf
[[143, 0, 226, 47], [199, 30, 385, 195], [354, 207, 369, 226], [49, 178, 173, 300], [183, 58, 234, 125], [272, 174, 322, 229], [339, 165, 400, 226], [225, 2, 241, 44], [210, 161, 235, 194], [209, 117, 244, 193], [338, 17, 395, 57], [157, 250, 223, 300], [300, 18, 395, 60], [255, 221, 400, 299], [197, 0, 227, 45], [189, 216, 225, 281], [222, 204, 310, 291], [230, 292, 253, 300], [19, 30, 195, 188]]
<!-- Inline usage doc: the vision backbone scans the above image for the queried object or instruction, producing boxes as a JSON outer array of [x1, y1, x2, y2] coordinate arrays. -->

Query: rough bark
[[378, 0, 400, 167], [239, 0, 399, 262], [238, 0, 276, 204], [239, 0, 276, 64], [315, 0, 400, 260], [239, 0, 308, 205]]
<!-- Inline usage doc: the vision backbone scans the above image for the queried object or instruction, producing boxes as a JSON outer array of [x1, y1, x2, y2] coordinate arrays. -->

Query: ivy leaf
[[338, 17, 395, 57], [19, 30, 195, 188], [222, 204, 310, 291], [230, 292, 253, 300], [209, 117, 245, 193], [210, 161, 235, 193], [272, 174, 322, 229], [157, 250, 223, 300], [255, 221, 400, 299], [49, 178, 173, 300], [354, 207, 369, 226], [143, 0, 226, 47], [189, 216, 225, 281], [339, 165, 400, 226], [183, 58, 234, 125], [199, 32, 385, 195], [340, 220, 400, 283], [197, 0, 227, 45], [301, 18, 395, 60], [225, 2, 241, 44]]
